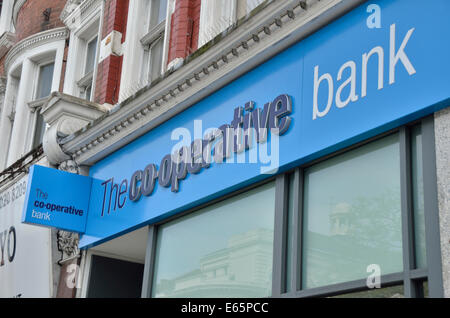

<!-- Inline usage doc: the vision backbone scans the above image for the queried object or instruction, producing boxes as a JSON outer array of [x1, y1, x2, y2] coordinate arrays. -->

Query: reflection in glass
[[330, 285, 404, 298], [411, 125, 426, 268], [303, 134, 403, 289], [152, 182, 276, 298]]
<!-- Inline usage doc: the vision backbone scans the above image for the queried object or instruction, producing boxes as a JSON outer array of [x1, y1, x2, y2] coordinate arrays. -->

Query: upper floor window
[[36, 62, 54, 99], [149, 0, 167, 29], [31, 62, 54, 149], [140, 0, 168, 85], [85, 36, 98, 75], [78, 34, 98, 101]]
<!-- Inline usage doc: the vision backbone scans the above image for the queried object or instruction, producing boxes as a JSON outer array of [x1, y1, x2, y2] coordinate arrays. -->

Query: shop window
[[151, 181, 276, 298], [140, 0, 167, 85], [302, 133, 403, 289], [280, 121, 436, 298]]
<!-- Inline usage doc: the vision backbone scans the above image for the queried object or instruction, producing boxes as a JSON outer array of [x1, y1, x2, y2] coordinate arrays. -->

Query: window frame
[[77, 33, 99, 101], [136, 116, 443, 298], [139, 0, 167, 86], [27, 59, 55, 150], [275, 117, 443, 298]]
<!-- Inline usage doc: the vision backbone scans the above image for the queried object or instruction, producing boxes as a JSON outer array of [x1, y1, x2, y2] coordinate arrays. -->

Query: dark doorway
[[87, 255, 144, 298]]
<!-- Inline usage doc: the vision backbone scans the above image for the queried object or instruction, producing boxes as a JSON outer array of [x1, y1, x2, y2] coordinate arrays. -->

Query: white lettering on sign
[[0, 180, 27, 211], [31, 210, 51, 221], [313, 23, 416, 120]]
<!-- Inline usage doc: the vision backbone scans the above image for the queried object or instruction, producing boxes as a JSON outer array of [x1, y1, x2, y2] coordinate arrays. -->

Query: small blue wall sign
[[21, 165, 92, 233]]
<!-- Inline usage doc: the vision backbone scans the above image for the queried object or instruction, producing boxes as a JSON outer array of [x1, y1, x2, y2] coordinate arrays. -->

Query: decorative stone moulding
[[41, 92, 108, 165], [4, 27, 69, 73], [0, 32, 16, 59], [61, 0, 102, 30]]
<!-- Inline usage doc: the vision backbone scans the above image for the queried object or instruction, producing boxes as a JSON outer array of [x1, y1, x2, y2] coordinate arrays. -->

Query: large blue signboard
[[22, 165, 92, 233], [28, 0, 450, 248]]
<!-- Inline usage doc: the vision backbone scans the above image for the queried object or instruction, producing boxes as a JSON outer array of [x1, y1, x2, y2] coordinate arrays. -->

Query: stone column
[[434, 107, 450, 297], [0, 75, 19, 169], [7, 58, 35, 166]]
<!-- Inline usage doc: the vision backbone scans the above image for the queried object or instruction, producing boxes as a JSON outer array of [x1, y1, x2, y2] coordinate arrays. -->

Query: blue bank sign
[[21, 0, 450, 248], [22, 165, 91, 233]]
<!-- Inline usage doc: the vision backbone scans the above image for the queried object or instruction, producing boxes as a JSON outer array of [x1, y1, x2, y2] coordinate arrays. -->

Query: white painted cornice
[[62, 0, 102, 30], [60, 0, 367, 166], [4, 27, 69, 73], [42, 92, 108, 165]]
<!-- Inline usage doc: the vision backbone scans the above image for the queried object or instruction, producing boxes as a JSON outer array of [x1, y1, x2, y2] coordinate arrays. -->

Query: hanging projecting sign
[[22, 165, 92, 233]]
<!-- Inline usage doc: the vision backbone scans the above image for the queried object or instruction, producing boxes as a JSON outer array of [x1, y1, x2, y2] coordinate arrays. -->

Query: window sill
[[141, 20, 165, 46], [28, 97, 48, 113]]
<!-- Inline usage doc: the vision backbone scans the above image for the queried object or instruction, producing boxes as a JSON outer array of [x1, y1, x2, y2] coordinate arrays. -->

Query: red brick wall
[[95, 55, 123, 104], [167, 0, 201, 64], [15, 0, 66, 43], [102, 0, 129, 40], [94, 0, 129, 105]]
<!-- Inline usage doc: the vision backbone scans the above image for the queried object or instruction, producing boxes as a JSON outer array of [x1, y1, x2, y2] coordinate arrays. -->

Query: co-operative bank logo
[[99, 94, 293, 217]]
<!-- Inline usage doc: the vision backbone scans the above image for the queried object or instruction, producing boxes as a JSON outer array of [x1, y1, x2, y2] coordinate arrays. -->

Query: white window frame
[[62, 1, 102, 102], [119, 0, 170, 102], [140, 0, 167, 85], [77, 33, 99, 101], [27, 58, 55, 150]]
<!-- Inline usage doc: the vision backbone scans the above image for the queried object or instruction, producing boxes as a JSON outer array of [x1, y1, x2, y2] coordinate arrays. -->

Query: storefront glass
[[152, 182, 276, 298], [302, 134, 403, 289]]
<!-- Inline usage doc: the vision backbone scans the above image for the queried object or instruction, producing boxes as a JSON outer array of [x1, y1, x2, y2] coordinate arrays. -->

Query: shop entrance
[[82, 227, 148, 298]]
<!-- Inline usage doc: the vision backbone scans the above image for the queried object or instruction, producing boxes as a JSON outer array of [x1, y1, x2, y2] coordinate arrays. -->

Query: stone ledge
[[42, 92, 108, 165]]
